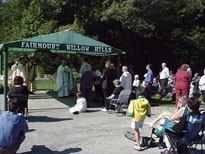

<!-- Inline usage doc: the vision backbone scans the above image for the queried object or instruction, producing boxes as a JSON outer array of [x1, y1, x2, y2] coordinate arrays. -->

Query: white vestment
[[69, 97, 87, 113], [14, 63, 27, 81], [119, 71, 132, 90], [11, 64, 20, 80], [57, 65, 73, 97]]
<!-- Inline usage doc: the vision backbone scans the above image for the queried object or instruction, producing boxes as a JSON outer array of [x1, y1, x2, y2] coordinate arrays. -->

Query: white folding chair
[[108, 89, 131, 115]]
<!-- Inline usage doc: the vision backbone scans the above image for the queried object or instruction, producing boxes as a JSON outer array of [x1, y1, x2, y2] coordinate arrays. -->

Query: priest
[[57, 60, 73, 98]]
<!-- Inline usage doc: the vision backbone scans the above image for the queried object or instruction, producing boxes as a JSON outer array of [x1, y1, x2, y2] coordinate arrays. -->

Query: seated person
[[151, 78, 160, 95], [132, 75, 140, 91], [69, 92, 87, 114], [147, 95, 188, 128], [0, 99, 28, 154], [161, 97, 202, 154], [101, 79, 124, 112], [7, 76, 29, 115]]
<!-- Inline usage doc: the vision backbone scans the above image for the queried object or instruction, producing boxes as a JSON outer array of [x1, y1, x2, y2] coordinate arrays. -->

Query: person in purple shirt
[[0, 99, 28, 154], [80, 65, 94, 107]]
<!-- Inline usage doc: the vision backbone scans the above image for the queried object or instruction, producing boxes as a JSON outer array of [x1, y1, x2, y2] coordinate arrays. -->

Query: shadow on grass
[[28, 115, 72, 122], [150, 97, 175, 107], [20, 145, 81, 154]]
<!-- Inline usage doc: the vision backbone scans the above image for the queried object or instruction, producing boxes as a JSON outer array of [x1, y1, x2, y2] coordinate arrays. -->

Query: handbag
[[141, 128, 156, 148]]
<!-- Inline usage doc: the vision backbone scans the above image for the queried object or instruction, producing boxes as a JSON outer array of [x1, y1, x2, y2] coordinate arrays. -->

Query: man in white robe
[[15, 58, 27, 82], [119, 66, 132, 90], [57, 60, 73, 97], [11, 59, 19, 80]]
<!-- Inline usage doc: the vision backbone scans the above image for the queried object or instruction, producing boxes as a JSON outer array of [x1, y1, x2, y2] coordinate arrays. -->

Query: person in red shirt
[[175, 64, 192, 106]]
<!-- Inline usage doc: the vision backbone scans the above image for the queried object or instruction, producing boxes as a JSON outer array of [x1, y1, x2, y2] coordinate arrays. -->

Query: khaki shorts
[[131, 120, 144, 129]]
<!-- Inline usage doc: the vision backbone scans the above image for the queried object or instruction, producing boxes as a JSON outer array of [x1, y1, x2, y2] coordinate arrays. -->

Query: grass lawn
[[36, 79, 58, 91], [151, 93, 205, 108]]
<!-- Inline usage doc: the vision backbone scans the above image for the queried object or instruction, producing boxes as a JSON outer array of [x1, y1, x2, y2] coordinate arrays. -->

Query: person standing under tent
[[17, 58, 27, 82], [57, 60, 73, 98], [101, 60, 115, 112], [79, 58, 92, 77], [119, 66, 132, 90], [26, 58, 37, 94], [11, 59, 19, 80], [80, 65, 94, 107]]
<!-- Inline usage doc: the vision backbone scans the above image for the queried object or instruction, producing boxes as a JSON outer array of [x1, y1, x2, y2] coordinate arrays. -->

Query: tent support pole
[[4, 47, 8, 111], [0, 50, 2, 75], [117, 55, 120, 79]]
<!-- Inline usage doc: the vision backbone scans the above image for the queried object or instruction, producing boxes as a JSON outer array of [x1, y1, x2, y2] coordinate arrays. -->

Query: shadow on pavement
[[27, 129, 36, 133], [28, 116, 73, 122], [29, 93, 53, 99], [20, 145, 81, 154], [47, 91, 76, 107], [85, 109, 101, 113]]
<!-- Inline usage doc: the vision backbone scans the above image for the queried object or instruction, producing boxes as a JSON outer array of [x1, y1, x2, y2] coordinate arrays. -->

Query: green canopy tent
[[0, 30, 126, 111]]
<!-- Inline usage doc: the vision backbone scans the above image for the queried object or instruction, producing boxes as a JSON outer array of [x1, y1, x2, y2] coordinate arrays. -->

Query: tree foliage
[[0, 0, 205, 76]]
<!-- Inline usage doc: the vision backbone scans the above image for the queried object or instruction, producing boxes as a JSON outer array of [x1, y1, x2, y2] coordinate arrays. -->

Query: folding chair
[[9, 94, 29, 121], [162, 114, 205, 154], [108, 89, 131, 115]]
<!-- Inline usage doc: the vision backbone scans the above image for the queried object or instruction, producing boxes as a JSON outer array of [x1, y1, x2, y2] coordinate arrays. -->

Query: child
[[132, 75, 140, 91], [69, 92, 87, 114], [127, 87, 151, 151]]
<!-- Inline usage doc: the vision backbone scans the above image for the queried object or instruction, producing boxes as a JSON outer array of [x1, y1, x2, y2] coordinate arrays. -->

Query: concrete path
[[0, 91, 178, 154]]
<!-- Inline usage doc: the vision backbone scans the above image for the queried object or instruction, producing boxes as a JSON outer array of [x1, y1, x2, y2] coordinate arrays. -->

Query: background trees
[[0, 0, 205, 77]]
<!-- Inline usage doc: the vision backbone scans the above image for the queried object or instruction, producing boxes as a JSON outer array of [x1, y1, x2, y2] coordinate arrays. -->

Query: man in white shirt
[[199, 69, 205, 104], [159, 62, 169, 99], [119, 66, 132, 90]]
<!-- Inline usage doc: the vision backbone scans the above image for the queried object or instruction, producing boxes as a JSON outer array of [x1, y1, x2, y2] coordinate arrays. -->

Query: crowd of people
[[1, 58, 205, 154]]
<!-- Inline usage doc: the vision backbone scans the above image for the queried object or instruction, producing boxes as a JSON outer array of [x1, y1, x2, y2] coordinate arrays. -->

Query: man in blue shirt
[[144, 64, 154, 101], [0, 99, 28, 154], [145, 64, 154, 85]]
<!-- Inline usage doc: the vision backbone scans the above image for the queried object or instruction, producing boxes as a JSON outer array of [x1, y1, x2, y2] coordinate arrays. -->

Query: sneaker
[[202, 102, 205, 105], [101, 108, 108, 112]]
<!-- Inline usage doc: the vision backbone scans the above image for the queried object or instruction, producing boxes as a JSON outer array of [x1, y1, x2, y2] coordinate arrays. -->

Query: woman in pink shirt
[[175, 64, 191, 106]]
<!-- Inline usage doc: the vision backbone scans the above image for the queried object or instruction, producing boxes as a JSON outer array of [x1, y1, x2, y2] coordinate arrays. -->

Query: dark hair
[[191, 92, 201, 99], [8, 99, 20, 112], [187, 97, 200, 112], [76, 91, 82, 98], [14, 76, 23, 85], [136, 86, 146, 97]]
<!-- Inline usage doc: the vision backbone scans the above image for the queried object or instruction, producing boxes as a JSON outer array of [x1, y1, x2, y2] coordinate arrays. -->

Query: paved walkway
[[1, 91, 176, 154]]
